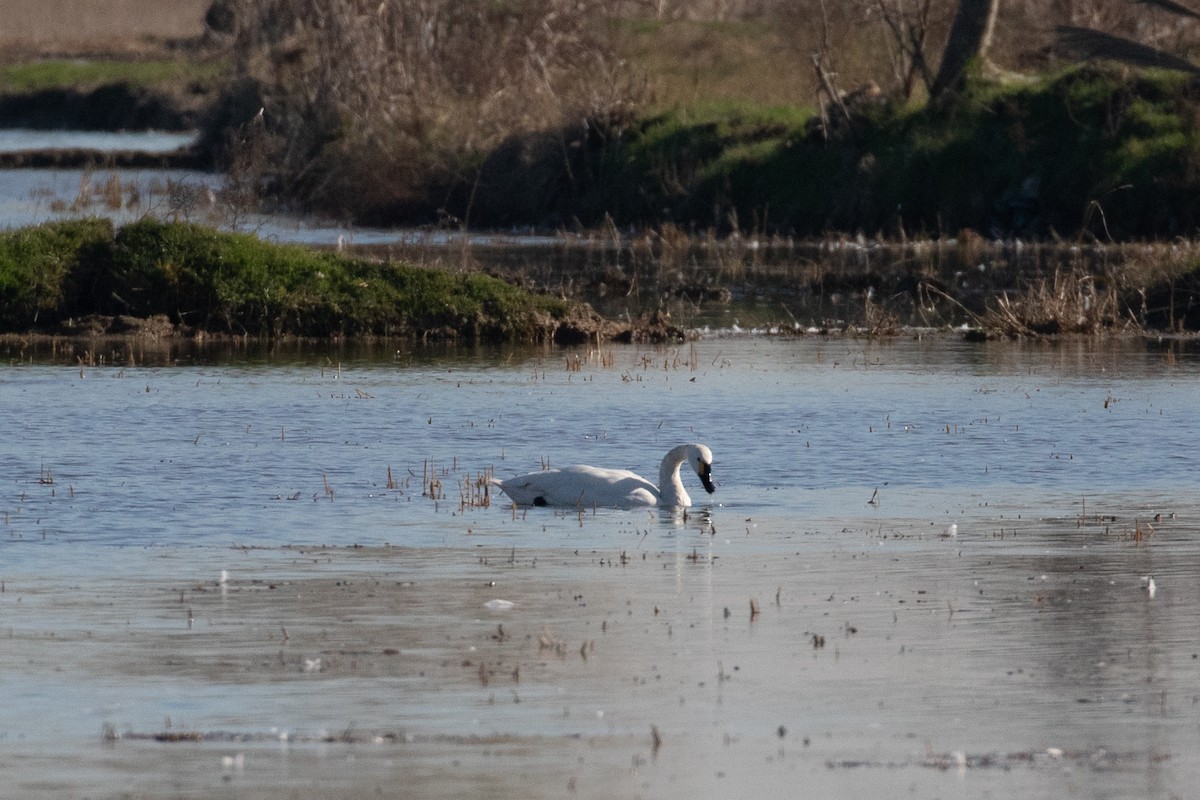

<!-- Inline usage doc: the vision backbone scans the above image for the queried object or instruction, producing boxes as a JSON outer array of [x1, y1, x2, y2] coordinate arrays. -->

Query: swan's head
[[689, 444, 716, 495]]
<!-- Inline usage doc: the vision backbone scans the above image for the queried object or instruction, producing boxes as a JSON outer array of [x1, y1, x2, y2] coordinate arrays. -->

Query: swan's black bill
[[699, 464, 716, 494]]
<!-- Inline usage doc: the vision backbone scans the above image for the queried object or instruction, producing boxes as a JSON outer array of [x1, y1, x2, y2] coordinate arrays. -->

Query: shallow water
[[0, 164, 557, 247], [2, 336, 1199, 798], [0, 129, 197, 153]]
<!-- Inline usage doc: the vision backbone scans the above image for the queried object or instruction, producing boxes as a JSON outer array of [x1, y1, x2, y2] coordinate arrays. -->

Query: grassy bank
[[198, 59, 1200, 241], [7, 8, 1200, 241], [162, 1, 1200, 240], [0, 57, 225, 131], [450, 65, 1200, 240], [0, 219, 618, 343]]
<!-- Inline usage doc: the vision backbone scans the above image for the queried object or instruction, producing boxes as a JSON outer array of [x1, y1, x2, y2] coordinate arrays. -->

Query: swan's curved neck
[[657, 445, 692, 507]]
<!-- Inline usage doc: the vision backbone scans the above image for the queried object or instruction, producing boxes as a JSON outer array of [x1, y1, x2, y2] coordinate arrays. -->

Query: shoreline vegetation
[[3, 3, 1200, 339], [1, 219, 1198, 345], [187, 1, 1200, 240], [0, 219, 664, 346]]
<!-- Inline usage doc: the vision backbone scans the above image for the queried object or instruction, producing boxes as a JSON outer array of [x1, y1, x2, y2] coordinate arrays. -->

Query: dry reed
[[458, 469, 493, 511], [982, 268, 1133, 336]]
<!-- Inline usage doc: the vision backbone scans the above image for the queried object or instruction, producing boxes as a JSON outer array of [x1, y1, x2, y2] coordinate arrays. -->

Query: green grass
[[549, 101, 813, 227], [0, 58, 227, 92], [523, 63, 1200, 239], [0, 218, 113, 328], [0, 220, 572, 341]]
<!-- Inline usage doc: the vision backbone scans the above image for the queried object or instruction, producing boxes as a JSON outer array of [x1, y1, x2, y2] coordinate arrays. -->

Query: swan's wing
[[496, 465, 659, 508], [494, 470, 564, 506], [557, 465, 660, 507]]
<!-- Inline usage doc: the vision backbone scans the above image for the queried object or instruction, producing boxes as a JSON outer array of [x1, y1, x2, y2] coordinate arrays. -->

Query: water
[[0, 163, 561, 248], [2, 336, 1198, 799], [0, 129, 197, 153]]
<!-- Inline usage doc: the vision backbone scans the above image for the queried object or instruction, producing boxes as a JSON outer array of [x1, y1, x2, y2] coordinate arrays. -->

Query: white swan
[[493, 443, 715, 509]]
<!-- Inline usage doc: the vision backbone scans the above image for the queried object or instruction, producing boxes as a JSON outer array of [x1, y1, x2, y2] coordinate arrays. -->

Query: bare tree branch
[[1055, 24, 1200, 73], [1134, 0, 1200, 23]]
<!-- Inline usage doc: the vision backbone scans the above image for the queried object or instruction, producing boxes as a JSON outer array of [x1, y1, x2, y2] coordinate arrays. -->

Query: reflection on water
[[1, 337, 1199, 798]]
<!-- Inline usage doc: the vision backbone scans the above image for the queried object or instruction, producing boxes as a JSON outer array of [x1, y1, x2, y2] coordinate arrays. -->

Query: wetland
[[2, 335, 1199, 799], [5, 8, 1200, 798]]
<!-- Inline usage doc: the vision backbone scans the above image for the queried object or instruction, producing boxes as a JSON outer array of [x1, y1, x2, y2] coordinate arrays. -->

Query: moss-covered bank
[[0, 219, 631, 343]]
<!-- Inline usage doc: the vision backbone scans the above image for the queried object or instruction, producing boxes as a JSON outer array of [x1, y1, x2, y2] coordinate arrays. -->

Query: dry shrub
[[214, 0, 645, 220], [983, 268, 1132, 336]]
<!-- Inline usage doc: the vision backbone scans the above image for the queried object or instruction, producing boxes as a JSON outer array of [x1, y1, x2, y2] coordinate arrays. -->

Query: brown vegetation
[[982, 269, 1130, 335], [203, 0, 649, 220]]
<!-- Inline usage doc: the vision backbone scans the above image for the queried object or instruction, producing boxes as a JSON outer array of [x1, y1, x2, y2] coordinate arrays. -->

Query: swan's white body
[[494, 444, 715, 509]]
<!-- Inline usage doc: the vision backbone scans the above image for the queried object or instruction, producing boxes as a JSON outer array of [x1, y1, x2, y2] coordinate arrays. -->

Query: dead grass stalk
[[983, 268, 1135, 336]]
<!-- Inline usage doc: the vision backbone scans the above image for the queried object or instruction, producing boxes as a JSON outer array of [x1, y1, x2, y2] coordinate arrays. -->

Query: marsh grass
[[983, 269, 1131, 336], [329, 220, 1200, 334], [0, 218, 113, 328], [585, 228, 1200, 333], [49, 170, 230, 225], [0, 219, 580, 341]]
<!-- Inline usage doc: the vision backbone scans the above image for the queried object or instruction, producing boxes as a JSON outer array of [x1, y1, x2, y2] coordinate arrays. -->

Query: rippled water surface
[[2, 335, 1199, 799]]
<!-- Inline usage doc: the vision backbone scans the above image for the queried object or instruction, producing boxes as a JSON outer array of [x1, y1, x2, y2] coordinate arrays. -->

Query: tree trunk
[[930, 0, 999, 98]]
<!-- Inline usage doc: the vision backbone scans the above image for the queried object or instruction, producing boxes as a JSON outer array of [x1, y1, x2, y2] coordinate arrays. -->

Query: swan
[[493, 443, 715, 509]]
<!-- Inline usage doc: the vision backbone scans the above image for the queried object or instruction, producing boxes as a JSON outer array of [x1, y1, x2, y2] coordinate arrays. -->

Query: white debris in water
[[1045, 747, 1064, 759], [945, 523, 958, 537], [483, 599, 515, 610], [1148, 577, 1157, 599], [303, 658, 321, 673], [219, 569, 228, 585]]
